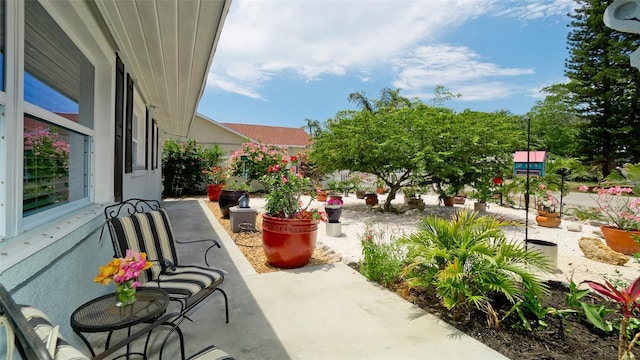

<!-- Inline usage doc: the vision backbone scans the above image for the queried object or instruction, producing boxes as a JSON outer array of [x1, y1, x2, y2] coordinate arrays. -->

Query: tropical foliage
[[400, 210, 552, 325], [582, 276, 640, 360]]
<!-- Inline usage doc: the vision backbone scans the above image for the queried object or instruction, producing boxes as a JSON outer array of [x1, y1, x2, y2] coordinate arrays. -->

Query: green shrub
[[162, 139, 223, 196], [400, 210, 553, 322], [360, 227, 405, 287]]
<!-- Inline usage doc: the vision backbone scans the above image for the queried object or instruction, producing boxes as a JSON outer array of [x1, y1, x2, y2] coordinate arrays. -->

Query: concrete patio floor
[[158, 198, 508, 360]]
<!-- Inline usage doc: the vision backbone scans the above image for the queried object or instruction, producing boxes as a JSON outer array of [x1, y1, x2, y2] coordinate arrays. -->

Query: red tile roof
[[513, 151, 546, 163], [222, 123, 312, 147]]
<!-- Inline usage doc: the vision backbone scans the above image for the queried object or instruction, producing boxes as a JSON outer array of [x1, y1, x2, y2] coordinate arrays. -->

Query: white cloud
[[495, 0, 576, 21], [391, 45, 534, 91], [209, 0, 494, 96], [207, 0, 568, 102]]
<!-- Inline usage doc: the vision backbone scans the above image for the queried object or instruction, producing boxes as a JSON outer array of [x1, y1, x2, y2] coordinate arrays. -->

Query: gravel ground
[[209, 192, 640, 284]]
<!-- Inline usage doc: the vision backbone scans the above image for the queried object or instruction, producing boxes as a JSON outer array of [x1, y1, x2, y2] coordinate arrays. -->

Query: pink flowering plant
[[260, 155, 326, 221], [326, 197, 343, 206], [229, 142, 288, 181], [94, 249, 152, 288], [535, 184, 560, 213], [202, 165, 228, 184], [579, 185, 640, 231]]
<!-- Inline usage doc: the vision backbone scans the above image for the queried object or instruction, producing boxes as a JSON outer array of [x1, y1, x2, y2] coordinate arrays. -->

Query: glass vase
[[115, 280, 137, 307]]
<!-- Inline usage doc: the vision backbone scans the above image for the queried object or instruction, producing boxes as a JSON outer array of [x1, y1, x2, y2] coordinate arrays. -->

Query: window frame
[[131, 87, 146, 169], [0, 0, 96, 239]]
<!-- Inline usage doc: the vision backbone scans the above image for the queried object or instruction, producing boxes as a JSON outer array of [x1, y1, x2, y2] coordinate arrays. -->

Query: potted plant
[[346, 173, 366, 198], [324, 197, 343, 223], [470, 178, 495, 212], [402, 186, 417, 203], [435, 183, 462, 207], [260, 156, 327, 268], [578, 163, 640, 254], [327, 180, 343, 197], [219, 180, 252, 219], [203, 165, 228, 202], [315, 187, 328, 202], [533, 183, 561, 228], [354, 182, 367, 199], [376, 177, 386, 194]]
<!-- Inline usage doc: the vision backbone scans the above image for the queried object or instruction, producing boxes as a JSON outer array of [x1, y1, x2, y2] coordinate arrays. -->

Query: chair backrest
[[106, 204, 179, 284], [0, 284, 89, 360]]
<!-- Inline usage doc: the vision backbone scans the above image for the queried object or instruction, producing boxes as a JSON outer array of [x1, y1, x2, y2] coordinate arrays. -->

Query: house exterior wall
[[189, 114, 309, 158], [0, 1, 165, 348], [189, 114, 247, 155]]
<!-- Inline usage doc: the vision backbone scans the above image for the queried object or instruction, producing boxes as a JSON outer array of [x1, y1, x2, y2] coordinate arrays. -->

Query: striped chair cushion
[[190, 345, 235, 360], [108, 209, 179, 283], [139, 265, 224, 299], [20, 306, 89, 360]]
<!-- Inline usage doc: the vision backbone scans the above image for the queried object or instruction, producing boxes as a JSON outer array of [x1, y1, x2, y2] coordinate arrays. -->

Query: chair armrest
[[175, 238, 221, 249], [174, 239, 221, 267], [147, 258, 177, 272]]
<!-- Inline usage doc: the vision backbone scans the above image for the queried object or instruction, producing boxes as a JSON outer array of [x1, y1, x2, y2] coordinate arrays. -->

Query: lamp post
[[525, 117, 531, 242], [240, 155, 248, 183], [557, 168, 570, 219]]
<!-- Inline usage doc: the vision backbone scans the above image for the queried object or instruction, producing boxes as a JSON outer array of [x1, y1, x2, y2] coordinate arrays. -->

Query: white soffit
[[93, 0, 231, 137]]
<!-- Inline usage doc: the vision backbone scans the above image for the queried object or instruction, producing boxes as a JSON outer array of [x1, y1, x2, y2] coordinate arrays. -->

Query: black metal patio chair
[[102, 198, 229, 323], [0, 284, 234, 360]]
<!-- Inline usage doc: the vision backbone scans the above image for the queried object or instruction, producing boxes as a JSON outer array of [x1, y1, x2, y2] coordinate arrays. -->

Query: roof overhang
[[92, 0, 231, 137]]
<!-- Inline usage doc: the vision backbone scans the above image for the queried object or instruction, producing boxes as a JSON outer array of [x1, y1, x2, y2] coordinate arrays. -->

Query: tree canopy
[[311, 89, 524, 211], [565, 0, 640, 176]]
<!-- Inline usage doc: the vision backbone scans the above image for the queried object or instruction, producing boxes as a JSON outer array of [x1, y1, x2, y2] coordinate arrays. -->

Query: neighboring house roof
[[222, 123, 312, 147], [513, 151, 547, 163]]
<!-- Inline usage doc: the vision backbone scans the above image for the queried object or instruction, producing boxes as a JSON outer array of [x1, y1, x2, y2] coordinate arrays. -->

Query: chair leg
[[215, 288, 229, 323]]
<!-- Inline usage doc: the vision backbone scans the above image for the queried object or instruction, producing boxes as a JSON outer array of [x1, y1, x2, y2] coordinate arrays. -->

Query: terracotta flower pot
[[600, 226, 640, 255], [536, 211, 561, 228], [442, 197, 455, 207], [206, 183, 224, 202], [364, 193, 378, 206], [261, 214, 318, 269], [355, 190, 366, 199], [316, 191, 328, 202]]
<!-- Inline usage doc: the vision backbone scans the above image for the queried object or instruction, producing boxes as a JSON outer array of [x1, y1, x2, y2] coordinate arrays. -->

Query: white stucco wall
[[0, 1, 167, 350]]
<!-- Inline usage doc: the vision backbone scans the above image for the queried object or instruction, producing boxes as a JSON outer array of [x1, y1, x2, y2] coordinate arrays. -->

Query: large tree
[[312, 89, 523, 211], [565, 0, 640, 176], [526, 84, 585, 157], [312, 106, 423, 211], [417, 109, 524, 198]]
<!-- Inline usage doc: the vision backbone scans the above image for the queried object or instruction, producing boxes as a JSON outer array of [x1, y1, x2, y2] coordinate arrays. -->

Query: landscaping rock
[[404, 209, 422, 217], [567, 224, 582, 232], [578, 237, 629, 266]]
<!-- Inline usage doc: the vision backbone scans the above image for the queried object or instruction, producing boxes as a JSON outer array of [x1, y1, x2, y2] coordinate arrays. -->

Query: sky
[[197, 0, 577, 129]]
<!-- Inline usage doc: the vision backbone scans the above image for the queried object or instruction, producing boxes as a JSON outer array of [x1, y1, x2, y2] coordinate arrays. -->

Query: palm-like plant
[[400, 210, 552, 325]]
